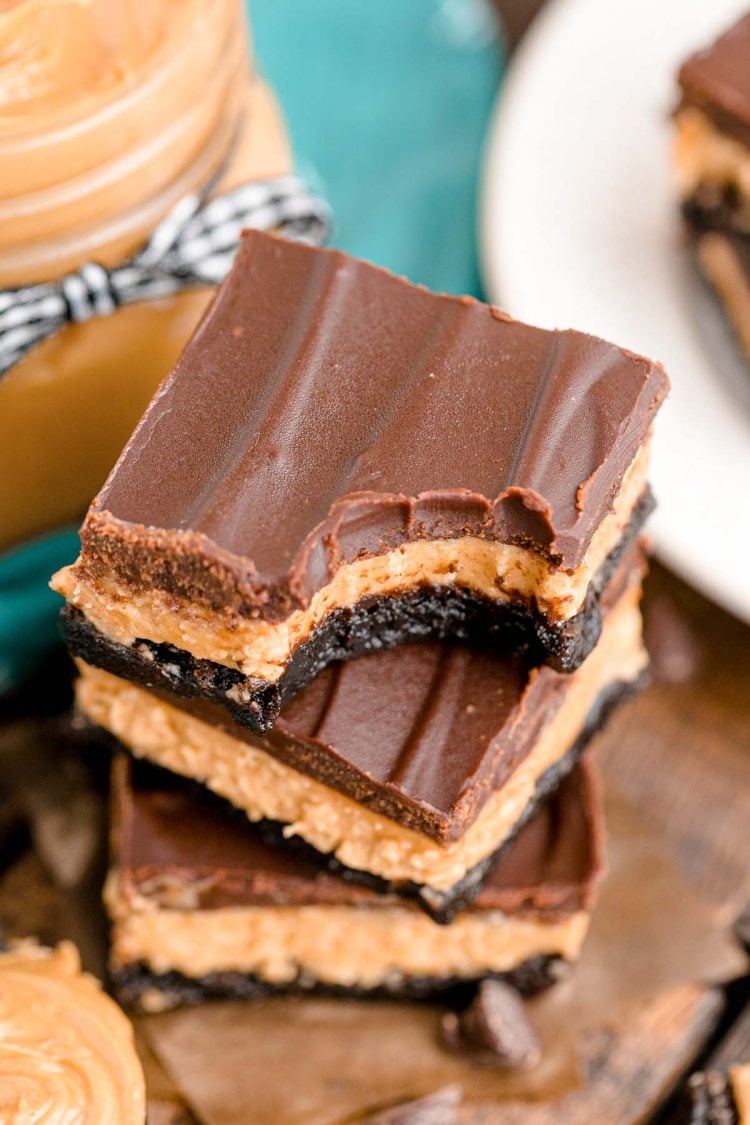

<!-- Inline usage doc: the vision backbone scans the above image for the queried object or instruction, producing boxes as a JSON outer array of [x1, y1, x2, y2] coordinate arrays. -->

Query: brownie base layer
[[61, 489, 653, 734], [110, 953, 565, 1012]]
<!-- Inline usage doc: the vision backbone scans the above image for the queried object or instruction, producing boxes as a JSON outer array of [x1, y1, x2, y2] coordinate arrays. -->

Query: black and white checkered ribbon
[[0, 174, 331, 377]]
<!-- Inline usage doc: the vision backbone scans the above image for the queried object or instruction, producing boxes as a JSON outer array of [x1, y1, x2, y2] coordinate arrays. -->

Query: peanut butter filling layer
[[77, 585, 645, 893], [106, 873, 589, 993], [54, 443, 649, 683], [0, 940, 145, 1124], [675, 107, 750, 227], [697, 231, 750, 358]]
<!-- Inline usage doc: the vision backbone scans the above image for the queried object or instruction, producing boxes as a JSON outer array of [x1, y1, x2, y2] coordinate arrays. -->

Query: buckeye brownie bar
[[675, 13, 750, 234], [78, 549, 646, 921], [107, 755, 603, 1012], [53, 231, 666, 732]]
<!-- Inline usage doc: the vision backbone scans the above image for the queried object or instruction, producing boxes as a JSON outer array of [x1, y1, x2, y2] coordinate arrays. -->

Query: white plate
[[481, 0, 750, 621]]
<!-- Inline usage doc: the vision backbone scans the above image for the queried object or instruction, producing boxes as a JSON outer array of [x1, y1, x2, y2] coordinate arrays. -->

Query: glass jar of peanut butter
[[0, 0, 290, 552]]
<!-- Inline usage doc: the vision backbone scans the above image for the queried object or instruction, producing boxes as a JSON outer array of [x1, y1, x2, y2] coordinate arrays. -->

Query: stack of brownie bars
[[53, 230, 668, 1013], [675, 10, 750, 361]]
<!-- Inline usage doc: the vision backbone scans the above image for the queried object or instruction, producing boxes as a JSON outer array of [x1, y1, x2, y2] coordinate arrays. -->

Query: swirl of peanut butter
[[0, 941, 145, 1123], [0, 0, 189, 130], [0, 0, 246, 251]]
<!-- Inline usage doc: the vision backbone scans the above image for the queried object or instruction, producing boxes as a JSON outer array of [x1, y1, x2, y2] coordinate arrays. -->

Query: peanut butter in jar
[[0, 0, 290, 550]]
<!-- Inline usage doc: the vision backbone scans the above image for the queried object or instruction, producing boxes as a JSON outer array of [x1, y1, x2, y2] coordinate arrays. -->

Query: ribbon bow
[[0, 174, 331, 378]]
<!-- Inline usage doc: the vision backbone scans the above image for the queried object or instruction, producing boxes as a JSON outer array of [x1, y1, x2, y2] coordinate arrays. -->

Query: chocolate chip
[[358, 1084, 462, 1124], [440, 980, 541, 1070]]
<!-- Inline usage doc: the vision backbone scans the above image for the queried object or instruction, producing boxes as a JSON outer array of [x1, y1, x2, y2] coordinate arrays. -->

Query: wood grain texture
[[467, 986, 724, 1124], [136, 1032, 197, 1125], [606, 562, 750, 912]]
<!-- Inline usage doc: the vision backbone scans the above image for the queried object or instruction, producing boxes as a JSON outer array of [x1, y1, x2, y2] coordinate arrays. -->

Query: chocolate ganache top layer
[[679, 13, 750, 147], [150, 548, 643, 843], [114, 756, 602, 919], [82, 231, 667, 612]]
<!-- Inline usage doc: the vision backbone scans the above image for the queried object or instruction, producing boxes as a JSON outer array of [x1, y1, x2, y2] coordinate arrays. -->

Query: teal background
[[0, 0, 502, 693], [0, 529, 80, 694], [251, 0, 502, 294]]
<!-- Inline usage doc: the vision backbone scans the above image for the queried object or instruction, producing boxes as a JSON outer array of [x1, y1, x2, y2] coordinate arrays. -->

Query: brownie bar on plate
[[676, 13, 750, 235]]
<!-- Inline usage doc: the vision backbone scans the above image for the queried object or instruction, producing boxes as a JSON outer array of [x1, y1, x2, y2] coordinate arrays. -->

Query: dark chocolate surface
[[113, 756, 601, 919], [267, 729, 612, 921], [83, 230, 667, 614], [679, 13, 750, 148]]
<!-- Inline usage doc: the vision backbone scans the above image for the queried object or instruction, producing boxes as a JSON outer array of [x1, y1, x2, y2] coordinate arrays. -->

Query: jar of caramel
[[0, 0, 290, 551]]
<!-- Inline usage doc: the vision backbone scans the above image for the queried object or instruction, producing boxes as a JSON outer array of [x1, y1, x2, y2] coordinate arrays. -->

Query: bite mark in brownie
[[60, 490, 653, 733], [110, 956, 567, 1014]]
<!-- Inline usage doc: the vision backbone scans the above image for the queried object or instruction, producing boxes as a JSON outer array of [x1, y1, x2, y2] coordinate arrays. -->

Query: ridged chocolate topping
[[84, 231, 667, 613], [146, 547, 643, 843], [679, 13, 750, 147], [113, 755, 602, 919]]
